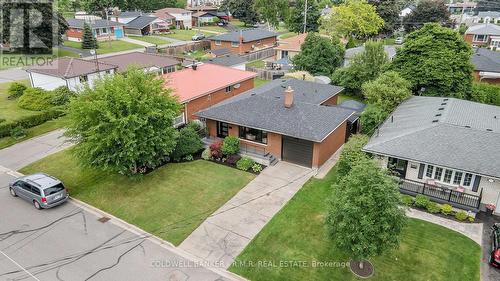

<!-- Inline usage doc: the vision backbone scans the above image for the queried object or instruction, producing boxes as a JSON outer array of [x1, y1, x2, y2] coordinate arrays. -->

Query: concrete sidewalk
[[179, 162, 314, 269], [0, 129, 71, 170]]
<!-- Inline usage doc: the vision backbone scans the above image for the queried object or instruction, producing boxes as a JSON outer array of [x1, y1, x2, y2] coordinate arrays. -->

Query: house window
[[215, 40, 221, 45], [281, 50, 289, 58], [101, 28, 107, 34], [239, 127, 267, 144], [231, 41, 239, 48], [473, 34, 488, 42], [217, 122, 229, 138], [225, 85, 232, 93], [453, 172, 463, 185], [463, 173, 473, 186], [426, 165, 434, 178], [443, 169, 453, 183], [95, 28, 100, 36], [163, 66, 175, 74], [434, 167, 443, 180], [79, 75, 88, 83]]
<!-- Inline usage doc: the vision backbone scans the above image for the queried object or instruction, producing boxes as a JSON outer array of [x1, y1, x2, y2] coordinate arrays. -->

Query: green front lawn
[[63, 40, 143, 54], [129, 36, 171, 45], [278, 32, 297, 40], [230, 19, 246, 29], [230, 168, 480, 281], [338, 93, 364, 104], [161, 29, 199, 41], [0, 81, 37, 122], [184, 50, 210, 60], [55, 48, 80, 58], [20, 152, 255, 245], [246, 60, 265, 68], [196, 25, 227, 33]]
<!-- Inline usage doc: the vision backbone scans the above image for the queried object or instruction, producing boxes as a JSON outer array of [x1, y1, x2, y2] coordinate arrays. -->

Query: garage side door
[[282, 136, 313, 167]]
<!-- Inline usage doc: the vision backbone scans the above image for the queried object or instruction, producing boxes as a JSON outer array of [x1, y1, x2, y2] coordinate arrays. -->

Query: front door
[[217, 122, 229, 138]]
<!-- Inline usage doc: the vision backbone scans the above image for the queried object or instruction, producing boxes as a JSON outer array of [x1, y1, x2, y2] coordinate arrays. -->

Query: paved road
[[0, 68, 28, 83], [0, 168, 233, 281], [180, 162, 314, 268]]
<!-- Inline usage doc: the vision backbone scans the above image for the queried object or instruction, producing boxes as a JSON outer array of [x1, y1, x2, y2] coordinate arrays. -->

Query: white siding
[[405, 161, 422, 183], [480, 178, 500, 210], [170, 12, 192, 29], [30, 72, 67, 90]]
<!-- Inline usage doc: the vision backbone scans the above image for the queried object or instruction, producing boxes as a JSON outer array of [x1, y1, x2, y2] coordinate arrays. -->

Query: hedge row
[[0, 108, 65, 138]]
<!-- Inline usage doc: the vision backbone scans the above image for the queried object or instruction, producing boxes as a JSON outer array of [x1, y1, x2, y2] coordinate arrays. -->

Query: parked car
[[9, 173, 69, 209], [395, 37, 404, 45], [490, 223, 500, 268], [191, 33, 205, 41]]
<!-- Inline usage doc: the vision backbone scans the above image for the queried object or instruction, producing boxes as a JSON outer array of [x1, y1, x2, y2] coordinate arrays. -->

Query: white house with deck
[[363, 96, 500, 214]]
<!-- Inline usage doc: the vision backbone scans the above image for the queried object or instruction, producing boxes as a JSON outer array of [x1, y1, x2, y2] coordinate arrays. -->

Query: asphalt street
[[0, 168, 232, 281]]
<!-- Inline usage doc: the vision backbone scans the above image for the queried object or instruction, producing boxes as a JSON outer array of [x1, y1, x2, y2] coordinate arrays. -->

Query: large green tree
[[293, 33, 344, 76], [81, 23, 98, 49], [287, 0, 321, 33], [65, 69, 181, 176], [369, 0, 405, 35], [362, 71, 412, 112], [392, 23, 474, 98], [336, 134, 370, 178], [321, 0, 384, 39], [221, 0, 259, 26], [326, 158, 407, 270], [403, 0, 451, 32], [254, 0, 288, 29], [332, 40, 389, 94]]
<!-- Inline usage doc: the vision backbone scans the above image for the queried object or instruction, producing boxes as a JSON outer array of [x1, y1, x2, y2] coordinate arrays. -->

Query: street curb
[[69, 197, 248, 281]]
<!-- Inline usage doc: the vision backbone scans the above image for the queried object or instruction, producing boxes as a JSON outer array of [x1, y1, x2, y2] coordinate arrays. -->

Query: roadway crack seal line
[[0, 250, 41, 281], [0, 165, 23, 177]]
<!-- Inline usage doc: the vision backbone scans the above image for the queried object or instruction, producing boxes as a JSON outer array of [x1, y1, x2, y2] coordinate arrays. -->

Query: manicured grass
[[55, 48, 80, 58], [246, 59, 265, 68], [0, 115, 70, 149], [338, 93, 364, 104], [0, 81, 38, 122], [184, 49, 210, 60], [20, 153, 255, 245], [161, 29, 199, 41], [63, 40, 143, 54], [129, 36, 171, 45], [230, 19, 246, 29], [196, 25, 227, 33], [278, 32, 297, 40], [230, 168, 481, 281], [254, 78, 270, 88]]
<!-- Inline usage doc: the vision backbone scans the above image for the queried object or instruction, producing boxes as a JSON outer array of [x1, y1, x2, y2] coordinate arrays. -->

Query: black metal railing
[[399, 179, 482, 210]]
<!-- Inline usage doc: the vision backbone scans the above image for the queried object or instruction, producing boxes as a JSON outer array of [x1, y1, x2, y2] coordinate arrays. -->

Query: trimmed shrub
[[467, 216, 475, 223], [0, 108, 64, 138], [18, 87, 54, 111], [471, 82, 500, 106], [400, 195, 414, 206], [10, 126, 26, 139], [441, 204, 453, 215], [236, 157, 255, 171], [7, 82, 27, 99], [186, 121, 205, 136], [183, 154, 194, 161], [252, 163, 263, 173], [455, 211, 468, 221], [415, 194, 430, 208], [171, 127, 203, 161], [221, 136, 240, 155], [226, 154, 241, 165], [201, 147, 211, 160], [50, 86, 76, 106], [426, 202, 441, 214], [209, 140, 223, 159]]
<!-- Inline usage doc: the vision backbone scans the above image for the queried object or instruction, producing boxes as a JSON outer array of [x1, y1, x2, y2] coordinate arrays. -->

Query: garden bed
[[401, 194, 478, 223]]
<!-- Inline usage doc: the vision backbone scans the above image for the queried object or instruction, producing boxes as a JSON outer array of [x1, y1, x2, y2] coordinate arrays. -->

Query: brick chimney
[[284, 86, 294, 108]]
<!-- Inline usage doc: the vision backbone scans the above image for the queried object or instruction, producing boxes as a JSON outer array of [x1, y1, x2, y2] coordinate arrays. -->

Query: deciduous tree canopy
[[293, 33, 344, 76], [287, 0, 321, 33]]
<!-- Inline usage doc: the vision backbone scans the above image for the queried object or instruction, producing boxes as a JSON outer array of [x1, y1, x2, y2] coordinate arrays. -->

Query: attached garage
[[282, 136, 313, 167]]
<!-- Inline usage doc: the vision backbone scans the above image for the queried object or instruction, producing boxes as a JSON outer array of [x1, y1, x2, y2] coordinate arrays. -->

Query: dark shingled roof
[[26, 57, 117, 78], [125, 16, 158, 29], [363, 96, 500, 179], [67, 18, 124, 29], [209, 29, 278, 43], [196, 79, 353, 142], [205, 55, 246, 67], [99, 52, 179, 73], [471, 48, 500, 73], [210, 48, 231, 56]]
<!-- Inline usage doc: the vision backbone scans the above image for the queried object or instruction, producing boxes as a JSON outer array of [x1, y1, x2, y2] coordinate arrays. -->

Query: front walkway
[[179, 162, 314, 269]]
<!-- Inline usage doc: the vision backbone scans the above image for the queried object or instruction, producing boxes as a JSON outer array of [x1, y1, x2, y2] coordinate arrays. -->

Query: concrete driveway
[[0, 168, 235, 281], [0, 68, 28, 83], [180, 162, 314, 268]]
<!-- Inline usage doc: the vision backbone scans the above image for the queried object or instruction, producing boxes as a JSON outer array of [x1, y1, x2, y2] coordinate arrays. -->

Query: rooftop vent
[[435, 113, 442, 117], [443, 98, 449, 101], [432, 120, 439, 123], [465, 125, 471, 128], [441, 102, 447, 106], [487, 129, 493, 131], [438, 107, 444, 110]]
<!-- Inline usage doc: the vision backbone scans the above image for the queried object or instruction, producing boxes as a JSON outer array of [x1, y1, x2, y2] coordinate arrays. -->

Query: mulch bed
[[350, 260, 374, 278], [411, 206, 482, 223]]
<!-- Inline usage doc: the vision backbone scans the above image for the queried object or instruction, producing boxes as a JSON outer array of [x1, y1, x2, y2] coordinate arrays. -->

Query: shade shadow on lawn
[[20, 149, 255, 245], [229, 168, 481, 281]]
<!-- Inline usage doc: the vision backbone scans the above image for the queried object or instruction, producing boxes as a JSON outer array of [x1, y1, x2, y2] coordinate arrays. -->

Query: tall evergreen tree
[[81, 23, 98, 49], [287, 0, 321, 33]]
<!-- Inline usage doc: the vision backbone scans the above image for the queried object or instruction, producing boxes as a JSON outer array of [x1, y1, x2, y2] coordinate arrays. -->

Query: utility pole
[[303, 0, 308, 33]]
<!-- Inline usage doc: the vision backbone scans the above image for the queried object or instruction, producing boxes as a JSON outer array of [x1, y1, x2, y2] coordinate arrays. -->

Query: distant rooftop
[[471, 48, 500, 73], [204, 54, 246, 67], [67, 18, 124, 29], [364, 96, 500, 179], [465, 24, 500, 35], [26, 57, 117, 78], [99, 52, 179, 73], [209, 29, 278, 43], [125, 16, 158, 29], [275, 33, 307, 52]]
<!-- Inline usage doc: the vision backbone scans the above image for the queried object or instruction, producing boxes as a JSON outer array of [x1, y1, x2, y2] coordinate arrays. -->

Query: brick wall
[[312, 122, 347, 168], [321, 95, 338, 106], [66, 28, 83, 40], [210, 36, 277, 55]]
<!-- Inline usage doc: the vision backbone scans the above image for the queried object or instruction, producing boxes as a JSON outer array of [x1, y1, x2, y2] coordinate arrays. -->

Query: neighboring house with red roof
[[275, 33, 307, 60], [154, 8, 192, 29], [163, 63, 257, 127]]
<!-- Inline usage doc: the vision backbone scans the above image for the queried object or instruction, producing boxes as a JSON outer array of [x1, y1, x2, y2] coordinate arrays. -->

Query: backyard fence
[[245, 66, 287, 80], [240, 47, 275, 62], [158, 40, 210, 56]]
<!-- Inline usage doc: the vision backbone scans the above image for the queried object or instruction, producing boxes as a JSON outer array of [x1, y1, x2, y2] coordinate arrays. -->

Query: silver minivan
[[9, 173, 69, 209]]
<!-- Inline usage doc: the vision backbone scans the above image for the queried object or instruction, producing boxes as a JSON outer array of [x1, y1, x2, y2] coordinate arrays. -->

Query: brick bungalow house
[[275, 33, 307, 60], [471, 47, 500, 84], [363, 96, 500, 214], [163, 63, 257, 127], [196, 79, 355, 168], [66, 19, 125, 42], [209, 29, 278, 55], [464, 23, 500, 49]]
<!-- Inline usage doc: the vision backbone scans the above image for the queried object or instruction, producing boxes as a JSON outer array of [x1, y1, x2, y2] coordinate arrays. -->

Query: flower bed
[[401, 194, 478, 223]]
